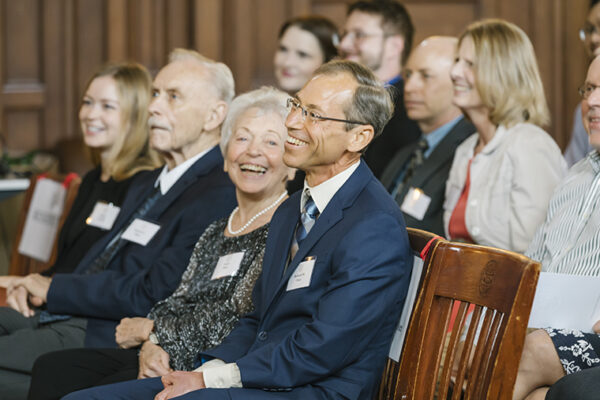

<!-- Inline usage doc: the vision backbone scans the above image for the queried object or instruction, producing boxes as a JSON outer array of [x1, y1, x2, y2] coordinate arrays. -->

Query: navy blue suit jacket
[[46, 146, 236, 347], [201, 162, 412, 399]]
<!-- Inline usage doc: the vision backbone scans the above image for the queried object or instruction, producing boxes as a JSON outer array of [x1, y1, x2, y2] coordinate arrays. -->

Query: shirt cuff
[[193, 358, 225, 372], [201, 363, 242, 389]]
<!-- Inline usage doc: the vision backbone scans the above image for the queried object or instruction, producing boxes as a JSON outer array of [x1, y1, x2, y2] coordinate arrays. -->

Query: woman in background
[[1, 62, 161, 316], [274, 15, 338, 94], [274, 15, 338, 193], [443, 19, 566, 253]]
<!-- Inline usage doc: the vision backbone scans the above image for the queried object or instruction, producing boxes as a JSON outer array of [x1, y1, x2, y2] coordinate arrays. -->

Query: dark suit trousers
[[28, 348, 138, 400], [546, 366, 600, 400], [0, 307, 86, 400], [63, 377, 332, 399]]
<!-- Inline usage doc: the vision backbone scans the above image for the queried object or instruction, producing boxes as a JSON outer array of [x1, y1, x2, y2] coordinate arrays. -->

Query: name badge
[[121, 219, 161, 246], [86, 202, 120, 230], [211, 251, 245, 280], [401, 187, 432, 221], [286, 256, 316, 291]]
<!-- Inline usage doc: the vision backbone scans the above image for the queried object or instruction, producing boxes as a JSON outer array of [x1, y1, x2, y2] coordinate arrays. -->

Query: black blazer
[[380, 117, 475, 236], [363, 78, 421, 179], [46, 146, 237, 347]]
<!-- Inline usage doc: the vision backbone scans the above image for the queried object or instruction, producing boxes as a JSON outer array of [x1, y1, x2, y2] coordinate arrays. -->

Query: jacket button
[[258, 331, 267, 341]]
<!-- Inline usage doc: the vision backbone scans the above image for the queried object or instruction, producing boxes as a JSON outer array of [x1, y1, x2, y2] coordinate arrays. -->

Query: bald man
[[381, 36, 474, 235]]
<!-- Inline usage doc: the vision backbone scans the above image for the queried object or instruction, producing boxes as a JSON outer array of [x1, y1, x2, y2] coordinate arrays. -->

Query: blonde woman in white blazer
[[443, 19, 567, 253]]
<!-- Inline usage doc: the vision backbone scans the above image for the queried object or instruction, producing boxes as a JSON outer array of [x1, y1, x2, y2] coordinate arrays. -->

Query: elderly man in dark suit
[[0, 49, 237, 399], [381, 36, 474, 236], [63, 60, 412, 400]]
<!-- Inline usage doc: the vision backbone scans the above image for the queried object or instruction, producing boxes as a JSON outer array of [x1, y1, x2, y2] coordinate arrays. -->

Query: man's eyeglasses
[[340, 30, 384, 43], [286, 98, 368, 125], [578, 83, 600, 99], [580, 22, 600, 41]]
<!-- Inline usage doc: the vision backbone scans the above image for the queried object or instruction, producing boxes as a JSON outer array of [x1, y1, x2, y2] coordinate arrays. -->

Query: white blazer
[[443, 123, 567, 253]]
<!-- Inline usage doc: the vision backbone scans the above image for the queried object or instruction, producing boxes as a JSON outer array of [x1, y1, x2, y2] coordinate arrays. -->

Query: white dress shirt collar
[[155, 147, 211, 194], [301, 161, 361, 214]]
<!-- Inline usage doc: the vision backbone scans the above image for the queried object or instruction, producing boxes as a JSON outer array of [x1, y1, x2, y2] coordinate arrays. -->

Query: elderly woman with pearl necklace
[[27, 86, 294, 399]]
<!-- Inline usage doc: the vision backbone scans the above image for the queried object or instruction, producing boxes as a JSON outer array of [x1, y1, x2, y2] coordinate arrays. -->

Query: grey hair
[[168, 48, 235, 104], [313, 60, 394, 140], [220, 86, 289, 155]]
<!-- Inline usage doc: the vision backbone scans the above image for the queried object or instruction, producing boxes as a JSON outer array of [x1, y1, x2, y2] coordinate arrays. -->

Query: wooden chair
[[389, 241, 540, 400], [1, 173, 80, 305], [376, 228, 443, 400]]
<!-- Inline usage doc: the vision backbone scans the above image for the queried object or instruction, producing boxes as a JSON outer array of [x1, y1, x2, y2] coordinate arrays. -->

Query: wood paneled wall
[[0, 0, 590, 156]]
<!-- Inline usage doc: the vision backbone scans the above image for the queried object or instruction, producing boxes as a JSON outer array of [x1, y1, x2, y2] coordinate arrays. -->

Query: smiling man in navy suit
[[66, 60, 412, 400], [0, 49, 237, 399]]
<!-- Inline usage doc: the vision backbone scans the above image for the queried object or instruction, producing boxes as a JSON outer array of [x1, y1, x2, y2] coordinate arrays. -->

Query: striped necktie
[[393, 138, 429, 203], [288, 190, 319, 262]]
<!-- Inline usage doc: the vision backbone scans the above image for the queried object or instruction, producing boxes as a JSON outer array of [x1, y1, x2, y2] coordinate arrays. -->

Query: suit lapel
[[260, 196, 300, 313], [145, 147, 222, 220], [263, 163, 373, 313]]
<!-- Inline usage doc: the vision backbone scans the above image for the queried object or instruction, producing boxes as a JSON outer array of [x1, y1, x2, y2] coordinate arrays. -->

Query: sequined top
[[148, 218, 269, 370]]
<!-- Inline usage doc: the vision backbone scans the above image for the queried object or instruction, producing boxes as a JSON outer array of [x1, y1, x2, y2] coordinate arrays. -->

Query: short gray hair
[[220, 86, 289, 155], [168, 48, 235, 104], [313, 60, 394, 139]]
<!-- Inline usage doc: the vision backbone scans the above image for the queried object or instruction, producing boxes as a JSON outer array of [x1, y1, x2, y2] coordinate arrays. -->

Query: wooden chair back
[[8, 173, 81, 276], [376, 228, 443, 400], [393, 241, 540, 400]]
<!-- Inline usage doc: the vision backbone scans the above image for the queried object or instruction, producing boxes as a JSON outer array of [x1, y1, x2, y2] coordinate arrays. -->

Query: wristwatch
[[149, 332, 159, 345]]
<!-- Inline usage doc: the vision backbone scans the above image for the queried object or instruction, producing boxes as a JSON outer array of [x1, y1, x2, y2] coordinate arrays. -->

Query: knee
[[520, 330, 556, 369]]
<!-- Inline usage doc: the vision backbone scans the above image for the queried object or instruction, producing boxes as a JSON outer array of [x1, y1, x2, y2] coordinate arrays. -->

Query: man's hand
[[154, 371, 205, 400], [138, 340, 172, 379], [593, 320, 600, 334], [20, 274, 51, 302], [116, 317, 154, 348], [6, 285, 34, 317]]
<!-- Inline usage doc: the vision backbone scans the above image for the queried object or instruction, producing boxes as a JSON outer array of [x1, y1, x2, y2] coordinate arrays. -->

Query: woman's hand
[[138, 340, 172, 379], [115, 317, 154, 348]]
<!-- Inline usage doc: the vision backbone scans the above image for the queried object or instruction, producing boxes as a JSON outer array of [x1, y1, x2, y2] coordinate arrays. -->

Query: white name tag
[[286, 257, 316, 291], [401, 187, 432, 221], [86, 202, 120, 230], [211, 251, 245, 280], [121, 219, 161, 246]]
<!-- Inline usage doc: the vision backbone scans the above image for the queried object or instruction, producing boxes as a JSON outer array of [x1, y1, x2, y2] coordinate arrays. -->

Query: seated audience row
[[28, 86, 293, 400], [0, 50, 238, 399], [48, 59, 409, 400], [0, 0, 590, 397], [1, 41, 412, 400]]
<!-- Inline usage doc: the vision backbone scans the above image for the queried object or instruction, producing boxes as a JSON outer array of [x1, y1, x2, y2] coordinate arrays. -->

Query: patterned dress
[[148, 218, 269, 371]]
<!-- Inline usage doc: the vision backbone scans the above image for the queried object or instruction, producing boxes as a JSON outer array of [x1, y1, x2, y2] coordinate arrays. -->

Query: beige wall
[[0, 0, 590, 157]]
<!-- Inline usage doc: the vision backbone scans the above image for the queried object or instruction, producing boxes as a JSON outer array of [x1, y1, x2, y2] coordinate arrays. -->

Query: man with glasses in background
[[339, 0, 420, 179], [565, 0, 600, 166], [64, 60, 412, 400]]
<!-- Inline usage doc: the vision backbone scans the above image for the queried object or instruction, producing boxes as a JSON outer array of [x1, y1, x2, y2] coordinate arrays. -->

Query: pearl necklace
[[227, 191, 287, 235]]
